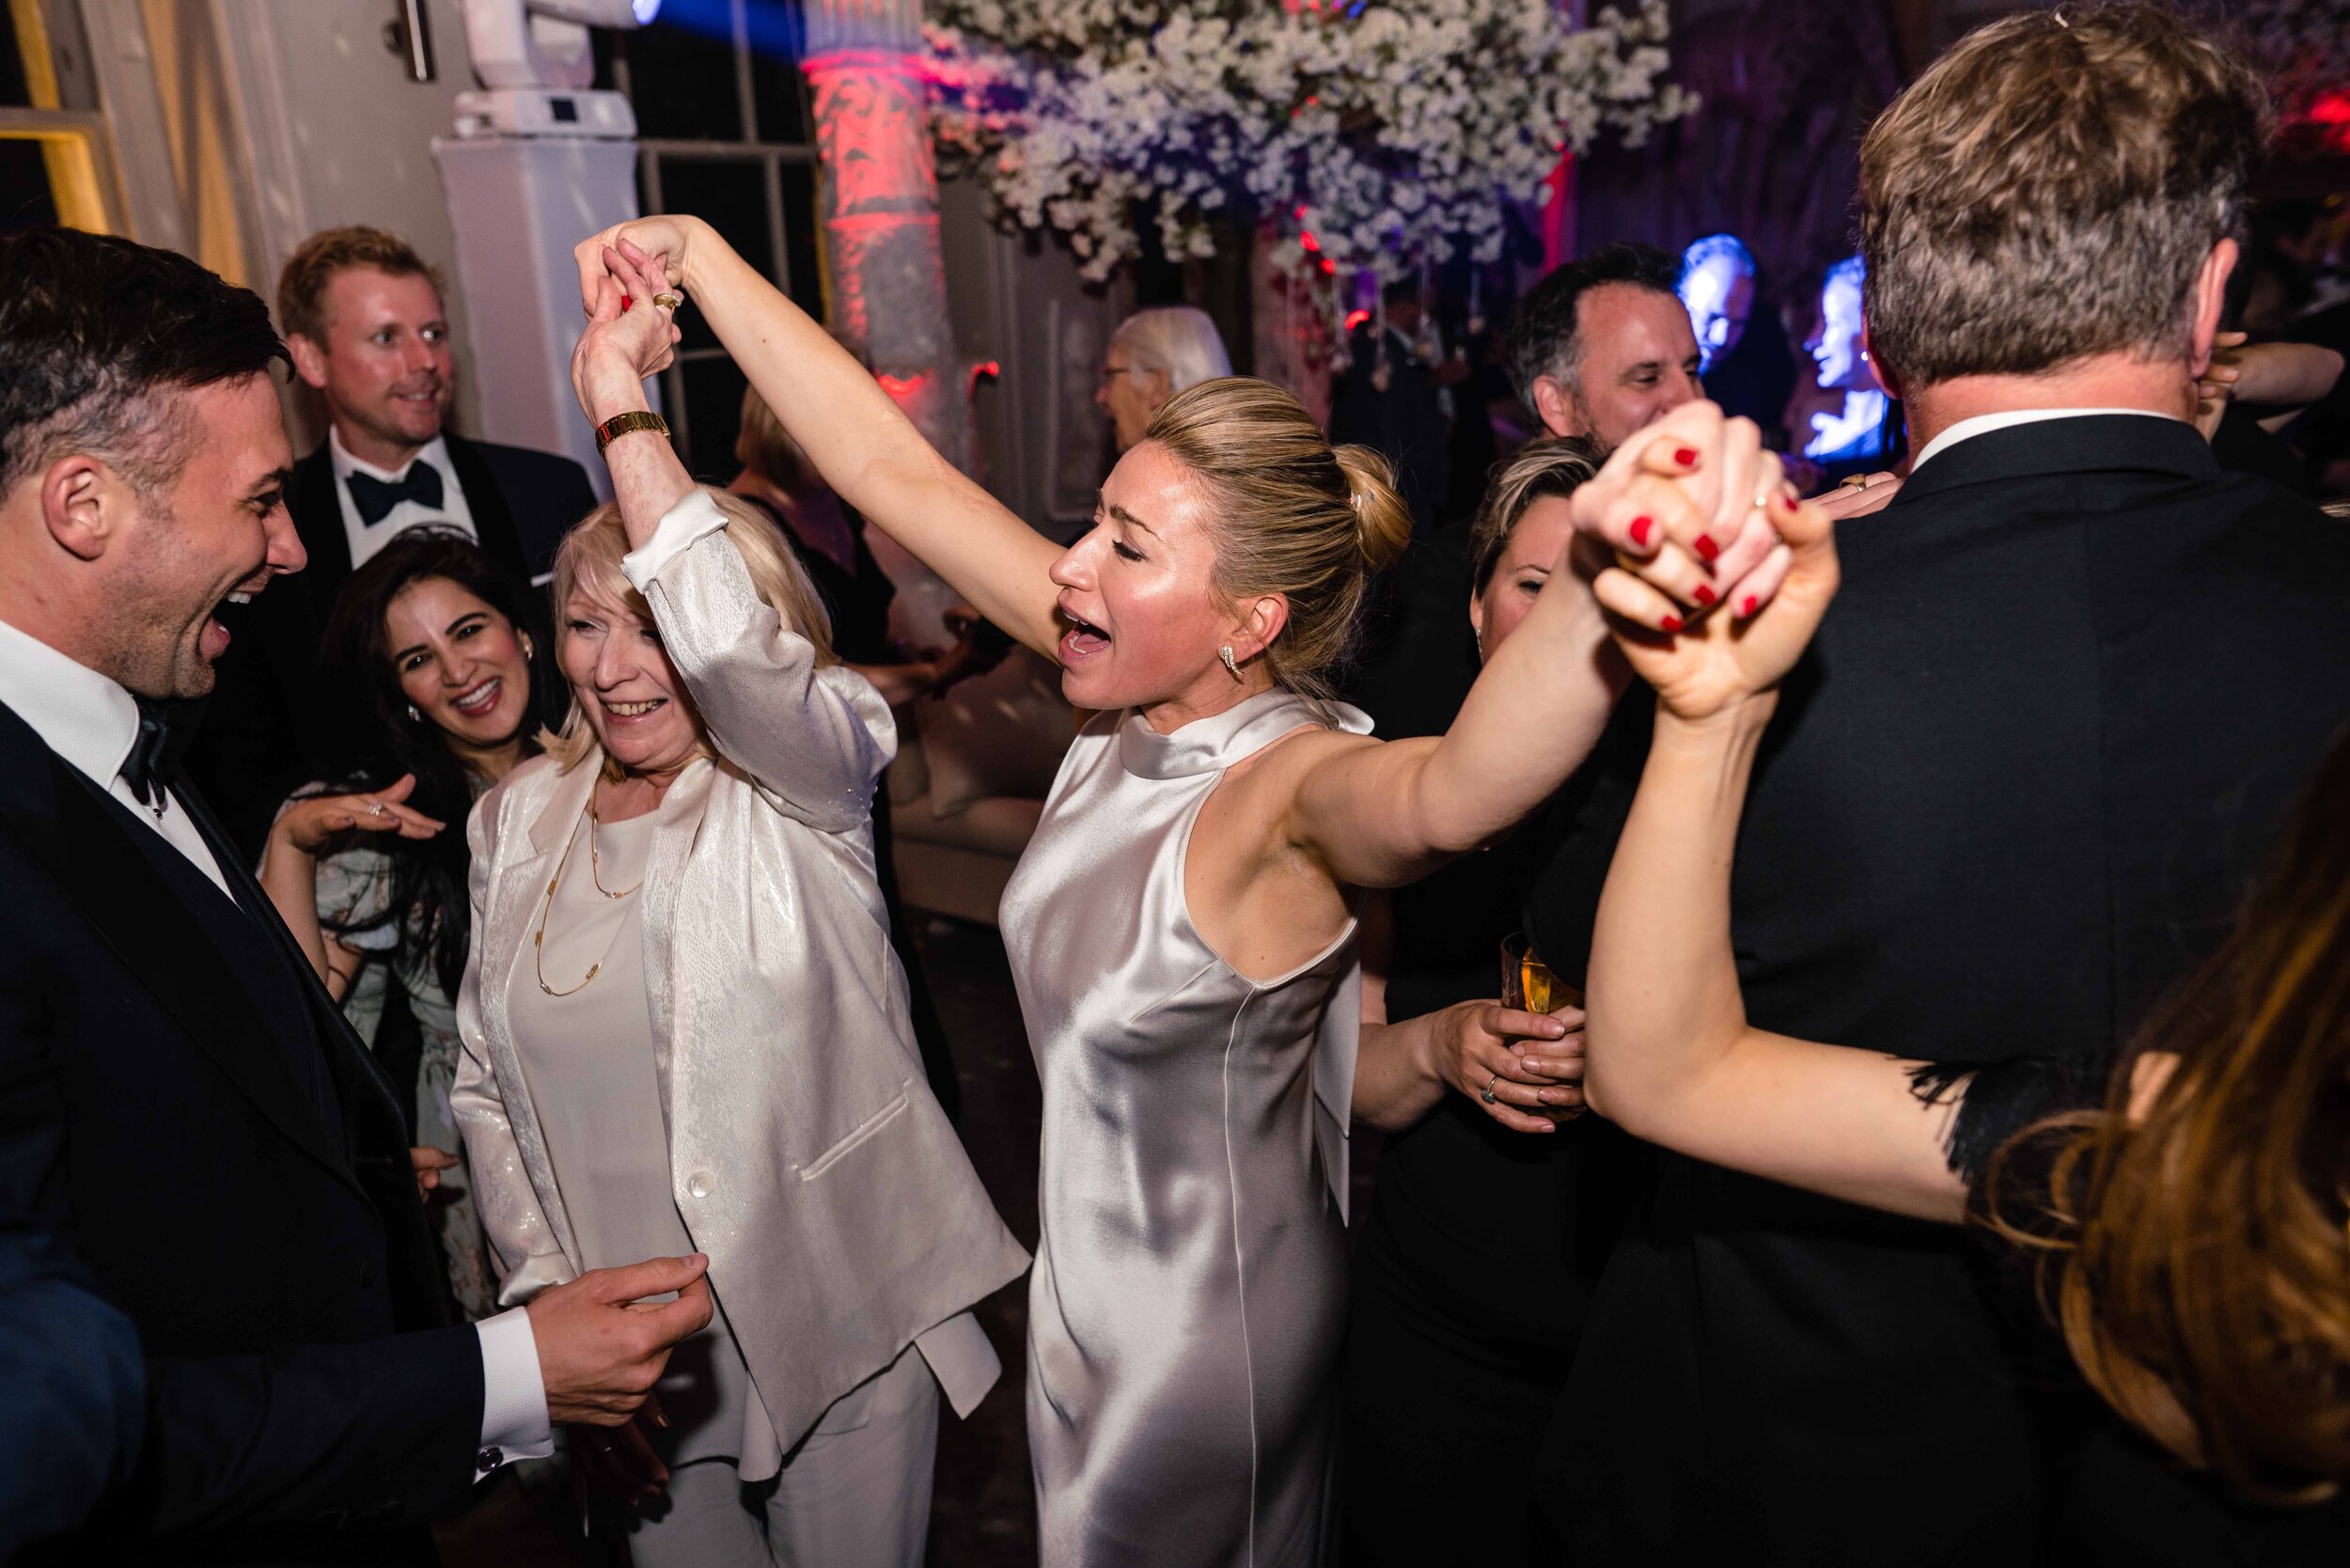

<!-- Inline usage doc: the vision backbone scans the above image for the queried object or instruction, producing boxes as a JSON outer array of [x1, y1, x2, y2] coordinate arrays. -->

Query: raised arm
[[256, 778, 443, 993], [1287, 403, 1792, 890], [621, 490, 896, 833], [571, 251, 901, 828], [1579, 486, 1966, 1223], [573, 221, 1062, 656], [2195, 330, 2345, 439]]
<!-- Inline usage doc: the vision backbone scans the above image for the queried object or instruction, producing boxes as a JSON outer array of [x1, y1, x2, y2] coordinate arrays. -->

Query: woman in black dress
[[1340, 436, 1654, 1567], [1580, 497, 2350, 1560]]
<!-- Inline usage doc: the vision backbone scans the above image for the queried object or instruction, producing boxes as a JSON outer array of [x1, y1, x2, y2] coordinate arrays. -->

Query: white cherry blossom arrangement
[[925, 0, 1696, 291]]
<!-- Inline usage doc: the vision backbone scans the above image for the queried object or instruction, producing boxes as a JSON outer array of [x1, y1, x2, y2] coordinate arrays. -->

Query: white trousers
[[619, 1344, 941, 1568]]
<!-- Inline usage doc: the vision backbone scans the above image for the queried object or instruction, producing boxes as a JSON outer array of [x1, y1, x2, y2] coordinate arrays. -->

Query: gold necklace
[[587, 787, 644, 899], [532, 792, 642, 996]]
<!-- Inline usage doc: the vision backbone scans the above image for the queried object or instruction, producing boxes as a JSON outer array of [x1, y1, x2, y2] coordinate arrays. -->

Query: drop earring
[[520, 633, 534, 658], [407, 703, 422, 722], [1219, 645, 1241, 679]]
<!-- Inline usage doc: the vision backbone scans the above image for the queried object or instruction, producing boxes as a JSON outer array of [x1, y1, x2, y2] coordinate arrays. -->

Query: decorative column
[[802, 0, 969, 475], [803, 0, 968, 644]]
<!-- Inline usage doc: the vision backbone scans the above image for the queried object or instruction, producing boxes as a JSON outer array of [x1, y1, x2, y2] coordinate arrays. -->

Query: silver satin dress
[[1000, 687, 1370, 1568]]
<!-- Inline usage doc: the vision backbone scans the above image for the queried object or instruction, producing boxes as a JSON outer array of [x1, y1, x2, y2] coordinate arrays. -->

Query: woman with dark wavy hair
[[257, 525, 561, 1317]]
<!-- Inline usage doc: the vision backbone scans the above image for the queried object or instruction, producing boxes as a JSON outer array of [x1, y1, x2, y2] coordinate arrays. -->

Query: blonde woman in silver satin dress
[[574, 221, 1799, 1565]]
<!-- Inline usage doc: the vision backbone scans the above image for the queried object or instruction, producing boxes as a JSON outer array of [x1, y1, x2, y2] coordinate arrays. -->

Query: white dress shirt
[[1910, 406, 2179, 472], [0, 614, 549, 1475], [0, 616, 232, 894], [329, 428, 478, 571]]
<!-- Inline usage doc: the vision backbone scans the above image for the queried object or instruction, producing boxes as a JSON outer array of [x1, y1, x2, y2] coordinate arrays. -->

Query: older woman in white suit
[[452, 281, 1026, 1566]]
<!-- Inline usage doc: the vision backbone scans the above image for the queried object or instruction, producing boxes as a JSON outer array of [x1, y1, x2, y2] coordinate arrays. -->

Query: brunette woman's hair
[[316, 527, 562, 997], [1985, 725, 2350, 1501]]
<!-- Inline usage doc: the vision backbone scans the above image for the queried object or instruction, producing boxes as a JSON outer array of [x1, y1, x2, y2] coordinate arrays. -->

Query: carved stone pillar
[[802, 0, 969, 476]]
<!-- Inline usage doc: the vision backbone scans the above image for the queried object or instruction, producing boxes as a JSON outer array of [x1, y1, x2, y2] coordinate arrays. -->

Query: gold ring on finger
[[651, 290, 683, 312], [1840, 473, 1870, 490]]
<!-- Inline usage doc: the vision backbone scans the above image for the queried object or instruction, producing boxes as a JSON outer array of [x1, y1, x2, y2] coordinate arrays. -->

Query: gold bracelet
[[595, 409, 670, 453]]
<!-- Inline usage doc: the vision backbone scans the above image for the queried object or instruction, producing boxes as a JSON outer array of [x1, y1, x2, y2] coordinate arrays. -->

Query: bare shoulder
[[1205, 722, 1376, 825], [1232, 723, 1380, 789]]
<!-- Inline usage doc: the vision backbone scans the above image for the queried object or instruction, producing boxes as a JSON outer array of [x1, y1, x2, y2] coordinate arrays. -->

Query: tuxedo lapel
[[0, 711, 361, 1197], [442, 433, 529, 582], [175, 780, 415, 1149], [288, 447, 352, 618]]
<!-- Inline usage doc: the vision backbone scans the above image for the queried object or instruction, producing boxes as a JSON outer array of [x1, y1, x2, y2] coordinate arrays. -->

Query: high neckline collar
[[1117, 687, 1371, 780]]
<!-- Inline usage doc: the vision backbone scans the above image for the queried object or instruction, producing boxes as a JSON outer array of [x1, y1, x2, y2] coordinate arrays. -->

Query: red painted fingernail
[[1694, 534, 1719, 563], [1629, 516, 1654, 547], [1739, 594, 1758, 618], [1673, 446, 1699, 467], [1692, 584, 1717, 606], [1659, 614, 1684, 634], [620, 294, 633, 312]]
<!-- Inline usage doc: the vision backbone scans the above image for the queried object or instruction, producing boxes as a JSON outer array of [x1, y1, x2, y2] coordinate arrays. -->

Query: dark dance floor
[[915, 916, 1047, 1566]]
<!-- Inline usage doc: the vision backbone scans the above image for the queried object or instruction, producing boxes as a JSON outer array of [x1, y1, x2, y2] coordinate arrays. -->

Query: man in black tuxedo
[[1528, 8, 2350, 1563], [1505, 243, 1703, 456], [1344, 247, 1704, 754], [0, 227, 710, 1564], [1330, 280, 1456, 530], [0, 1208, 143, 1558], [185, 226, 597, 855]]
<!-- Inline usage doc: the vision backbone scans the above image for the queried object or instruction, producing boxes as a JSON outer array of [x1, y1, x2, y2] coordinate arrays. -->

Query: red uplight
[[1299, 230, 1321, 253], [1320, 258, 1337, 274], [1345, 308, 1371, 331]]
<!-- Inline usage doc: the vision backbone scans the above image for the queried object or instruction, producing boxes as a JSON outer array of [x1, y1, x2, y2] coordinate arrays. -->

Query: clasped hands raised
[[562, 217, 1842, 716], [1567, 401, 1842, 721]]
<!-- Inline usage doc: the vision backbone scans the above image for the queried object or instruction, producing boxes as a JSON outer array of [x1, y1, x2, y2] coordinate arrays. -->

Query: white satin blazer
[[452, 492, 1029, 1446]]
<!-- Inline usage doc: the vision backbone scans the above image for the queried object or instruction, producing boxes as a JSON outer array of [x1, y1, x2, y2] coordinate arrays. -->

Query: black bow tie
[[119, 697, 191, 814], [347, 459, 444, 525]]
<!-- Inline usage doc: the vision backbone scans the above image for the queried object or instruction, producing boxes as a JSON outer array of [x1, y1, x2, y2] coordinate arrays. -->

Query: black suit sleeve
[[0, 1218, 144, 1559], [478, 442, 599, 581], [126, 1325, 483, 1542]]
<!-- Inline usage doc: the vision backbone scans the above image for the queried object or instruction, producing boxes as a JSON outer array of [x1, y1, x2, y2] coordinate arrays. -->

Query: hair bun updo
[[1332, 445, 1413, 576], [1142, 377, 1416, 701]]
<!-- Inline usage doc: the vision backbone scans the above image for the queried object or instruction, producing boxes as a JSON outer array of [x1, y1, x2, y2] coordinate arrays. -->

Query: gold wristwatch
[[594, 409, 670, 454]]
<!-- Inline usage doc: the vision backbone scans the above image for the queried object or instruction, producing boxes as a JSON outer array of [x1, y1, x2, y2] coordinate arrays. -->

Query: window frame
[[608, 0, 824, 468], [1, 0, 123, 234]]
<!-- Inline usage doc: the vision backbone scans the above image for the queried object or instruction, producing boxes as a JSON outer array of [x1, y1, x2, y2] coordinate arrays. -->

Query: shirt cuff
[[473, 1307, 553, 1478], [620, 488, 728, 593]]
